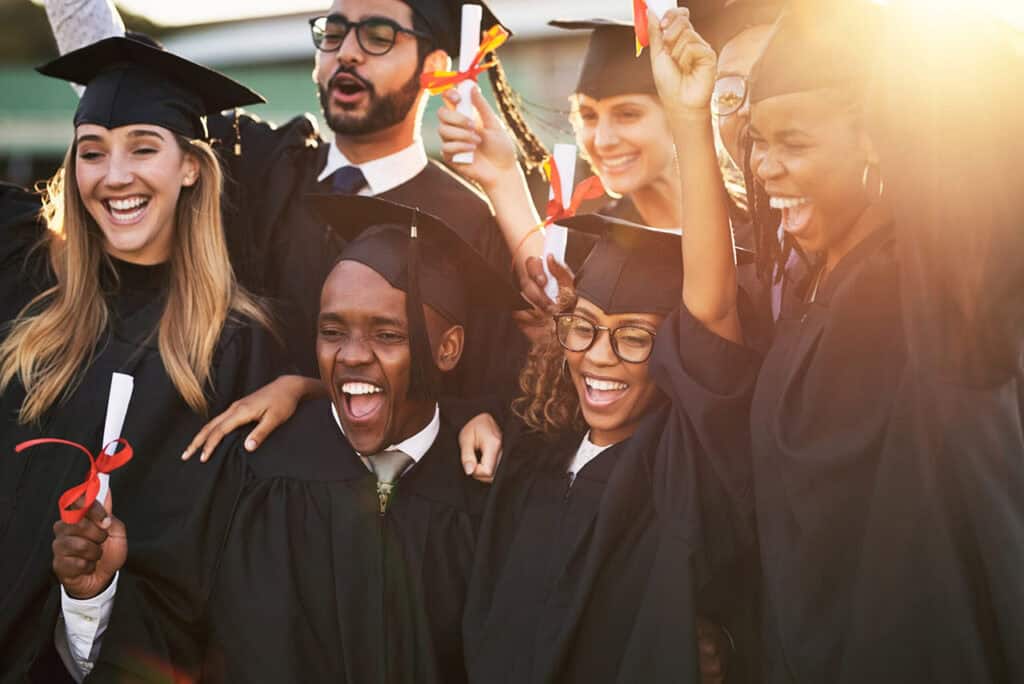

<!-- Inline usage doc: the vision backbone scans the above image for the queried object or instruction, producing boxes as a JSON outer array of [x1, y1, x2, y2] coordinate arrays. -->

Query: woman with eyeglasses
[[0, 38, 284, 679], [450, 205, 758, 682], [661, 0, 1024, 680]]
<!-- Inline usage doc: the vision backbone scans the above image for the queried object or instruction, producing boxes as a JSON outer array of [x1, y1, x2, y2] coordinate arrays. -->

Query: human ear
[[435, 324, 464, 372]]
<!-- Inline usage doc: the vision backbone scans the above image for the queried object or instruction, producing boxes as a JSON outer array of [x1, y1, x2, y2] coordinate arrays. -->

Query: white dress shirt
[[59, 403, 442, 675], [567, 431, 615, 486], [331, 401, 440, 474], [54, 572, 119, 682], [317, 139, 429, 196]]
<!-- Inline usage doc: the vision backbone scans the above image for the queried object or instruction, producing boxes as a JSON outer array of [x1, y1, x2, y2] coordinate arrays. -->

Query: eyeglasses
[[712, 74, 748, 117], [554, 314, 657, 364], [309, 14, 430, 56]]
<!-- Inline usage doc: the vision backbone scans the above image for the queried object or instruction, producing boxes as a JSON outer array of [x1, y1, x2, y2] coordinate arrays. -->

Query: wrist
[[667, 104, 713, 125]]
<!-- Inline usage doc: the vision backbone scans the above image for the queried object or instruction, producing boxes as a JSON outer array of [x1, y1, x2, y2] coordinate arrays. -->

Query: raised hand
[[52, 497, 127, 600], [437, 85, 520, 192], [648, 8, 718, 117]]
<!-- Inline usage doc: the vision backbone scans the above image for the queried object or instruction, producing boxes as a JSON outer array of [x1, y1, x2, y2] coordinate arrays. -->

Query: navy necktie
[[330, 165, 368, 195]]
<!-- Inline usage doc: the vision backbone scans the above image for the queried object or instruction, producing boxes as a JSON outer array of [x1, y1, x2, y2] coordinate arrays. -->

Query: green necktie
[[368, 449, 413, 514]]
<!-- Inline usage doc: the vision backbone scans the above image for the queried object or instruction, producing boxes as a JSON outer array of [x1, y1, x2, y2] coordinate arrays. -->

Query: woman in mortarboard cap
[[0, 36, 287, 679], [457, 209, 759, 682], [653, 2, 1024, 681]]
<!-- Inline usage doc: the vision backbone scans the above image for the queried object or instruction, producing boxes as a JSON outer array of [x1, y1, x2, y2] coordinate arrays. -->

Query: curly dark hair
[[511, 291, 585, 437]]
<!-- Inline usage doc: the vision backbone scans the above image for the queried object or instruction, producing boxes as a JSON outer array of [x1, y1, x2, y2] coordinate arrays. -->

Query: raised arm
[[649, 9, 741, 344], [436, 87, 552, 310], [44, 0, 125, 55]]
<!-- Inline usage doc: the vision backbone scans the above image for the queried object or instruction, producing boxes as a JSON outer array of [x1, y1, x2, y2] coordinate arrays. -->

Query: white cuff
[[61, 571, 118, 676]]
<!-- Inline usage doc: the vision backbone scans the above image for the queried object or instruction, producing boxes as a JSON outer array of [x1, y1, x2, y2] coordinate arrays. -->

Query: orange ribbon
[[633, 0, 650, 56], [541, 157, 606, 229], [15, 437, 134, 524], [420, 25, 510, 94]]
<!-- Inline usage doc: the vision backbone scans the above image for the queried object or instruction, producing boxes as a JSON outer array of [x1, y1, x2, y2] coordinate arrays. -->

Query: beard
[[319, 66, 422, 136]]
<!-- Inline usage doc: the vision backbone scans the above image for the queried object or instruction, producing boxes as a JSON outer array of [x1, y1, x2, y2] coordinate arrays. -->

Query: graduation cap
[[560, 213, 683, 316], [749, 0, 884, 105], [562, 213, 754, 316], [551, 4, 726, 100], [698, 0, 783, 52], [308, 194, 525, 398], [404, 0, 505, 56], [36, 36, 264, 140], [550, 19, 658, 100]]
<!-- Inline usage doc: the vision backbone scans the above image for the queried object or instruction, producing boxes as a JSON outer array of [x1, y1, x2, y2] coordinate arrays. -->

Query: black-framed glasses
[[712, 73, 748, 117], [554, 314, 657, 364], [309, 14, 430, 56]]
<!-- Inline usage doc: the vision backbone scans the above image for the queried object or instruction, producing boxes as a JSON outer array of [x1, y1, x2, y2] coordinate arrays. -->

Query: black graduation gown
[[462, 308, 760, 684], [201, 398, 489, 683], [207, 113, 529, 399], [0, 250, 286, 681], [677, 225, 1024, 683]]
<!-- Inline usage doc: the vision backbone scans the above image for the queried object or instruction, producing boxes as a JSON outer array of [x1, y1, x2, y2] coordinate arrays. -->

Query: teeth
[[769, 196, 809, 210], [601, 155, 638, 170], [342, 382, 382, 395], [109, 196, 147, 211], [584, 377, 628, 391]]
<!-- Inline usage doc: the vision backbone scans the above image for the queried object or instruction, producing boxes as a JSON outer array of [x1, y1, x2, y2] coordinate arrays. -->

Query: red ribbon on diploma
[[633, 0, 650, 56], [541, 157, 606, 228], [420, 25, 510, 94], [15, 438, 133, 524]]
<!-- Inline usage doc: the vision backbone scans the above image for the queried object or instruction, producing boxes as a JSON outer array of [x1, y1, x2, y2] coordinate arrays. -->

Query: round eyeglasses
[[712, 74, 748, 117], [554, 314, 657, 364], [309, 15, 430, 56]]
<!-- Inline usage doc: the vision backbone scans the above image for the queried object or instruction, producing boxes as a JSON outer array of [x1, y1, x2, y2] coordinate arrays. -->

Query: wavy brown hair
[[0, 136, 272, 424], [512, 292, 585, 436]]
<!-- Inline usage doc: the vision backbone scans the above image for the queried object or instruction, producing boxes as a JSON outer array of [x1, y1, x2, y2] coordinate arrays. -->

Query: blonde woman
[[0, 37, 284, 679]]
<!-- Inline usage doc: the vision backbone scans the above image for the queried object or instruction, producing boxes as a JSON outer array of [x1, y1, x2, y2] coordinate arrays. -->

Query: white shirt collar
[[331, 402, 440, 474], [567, 431, 615, 483], [317, 139, 429, 195]]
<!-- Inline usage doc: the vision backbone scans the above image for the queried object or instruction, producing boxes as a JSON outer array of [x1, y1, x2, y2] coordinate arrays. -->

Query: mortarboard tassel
[[405, 210, 443, 401]]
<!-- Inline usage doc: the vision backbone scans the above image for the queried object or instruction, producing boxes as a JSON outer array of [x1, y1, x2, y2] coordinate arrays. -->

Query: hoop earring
[[861, 162, 884, 201]]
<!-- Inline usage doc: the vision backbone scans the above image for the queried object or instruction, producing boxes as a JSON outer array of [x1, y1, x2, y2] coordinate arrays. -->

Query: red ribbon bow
[[633, 0, 650, 56], [15, 438, 134, 524], [420, 25, 510, 94], [541, 157, 606, 228]]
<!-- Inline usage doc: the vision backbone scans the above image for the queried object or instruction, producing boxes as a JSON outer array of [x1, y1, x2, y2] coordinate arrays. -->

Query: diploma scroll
[[647, 0, 674, 20], [98, 373, 134, 507], [544, 144, 576, 301], [453, 4, 483, 165]]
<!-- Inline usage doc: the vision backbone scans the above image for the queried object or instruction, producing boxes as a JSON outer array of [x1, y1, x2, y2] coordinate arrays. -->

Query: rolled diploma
[[453, 4, 483, 165], [97, 373, 134, 507], [543, 143, 576, 301], [647, 0, 675, 20]]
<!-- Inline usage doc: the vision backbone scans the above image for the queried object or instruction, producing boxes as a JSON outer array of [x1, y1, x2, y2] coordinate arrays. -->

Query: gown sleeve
[[84, 322, 288, 680]]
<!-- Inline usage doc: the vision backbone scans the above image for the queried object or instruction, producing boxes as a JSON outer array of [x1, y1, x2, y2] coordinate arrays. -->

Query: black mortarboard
[[551, 4, 727, 100], [309, 194, 524, 398], [562, 214, 684, 316], [698, 0, 783, 52], [749, 0, 883, 105], [36, 36, 264, 140], [563, 213, 755, 316], [402, 0, 505, 56], [550, 19, 658, 99]]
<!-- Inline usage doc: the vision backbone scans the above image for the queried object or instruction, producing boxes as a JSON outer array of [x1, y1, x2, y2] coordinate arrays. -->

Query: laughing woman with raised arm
[[661, 2, 1024, 682]]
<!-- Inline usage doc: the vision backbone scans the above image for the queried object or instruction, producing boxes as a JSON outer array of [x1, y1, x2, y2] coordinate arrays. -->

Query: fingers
[[472, 440, 502, 483], [696, 617, 726, 684], [546, 255, 576, 290], [470, 84, 503, 130], [459, 429, 479, 476], [183, 399, 256, 462], [442, 140, 481, 162], [244, 408, 287, 453]]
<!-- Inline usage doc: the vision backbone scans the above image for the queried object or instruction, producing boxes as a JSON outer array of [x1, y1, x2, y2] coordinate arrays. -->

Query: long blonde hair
[[0, 136, 272, 424]]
